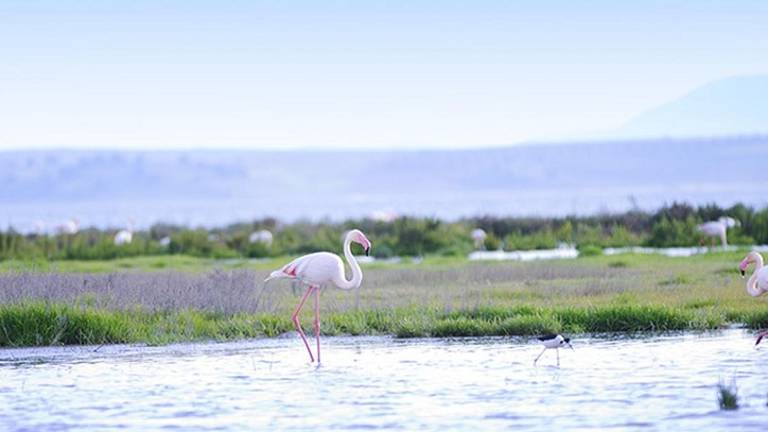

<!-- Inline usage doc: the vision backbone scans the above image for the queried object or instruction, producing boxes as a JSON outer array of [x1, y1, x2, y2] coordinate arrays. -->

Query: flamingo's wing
[[265, 255, 308, 281], [266, 252, 342, 285], [279, 256, 303, 277]]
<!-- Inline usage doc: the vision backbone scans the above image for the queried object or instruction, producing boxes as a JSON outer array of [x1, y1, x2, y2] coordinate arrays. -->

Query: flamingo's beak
[[365, 247, 370, 256], [739, 260, 749, 277]]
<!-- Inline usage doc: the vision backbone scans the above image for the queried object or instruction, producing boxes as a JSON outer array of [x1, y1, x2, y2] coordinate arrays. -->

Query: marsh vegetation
[[1, 202, 767, 261], [0, 250, 764, 347]]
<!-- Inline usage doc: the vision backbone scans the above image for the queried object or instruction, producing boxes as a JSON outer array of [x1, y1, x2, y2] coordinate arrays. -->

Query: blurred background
[[1, 0, 767, 259]]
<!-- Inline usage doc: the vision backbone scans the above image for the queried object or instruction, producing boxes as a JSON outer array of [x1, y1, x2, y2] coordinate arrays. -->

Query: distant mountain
[[619, 75, 768, 138], [1, 136, 766, 230]]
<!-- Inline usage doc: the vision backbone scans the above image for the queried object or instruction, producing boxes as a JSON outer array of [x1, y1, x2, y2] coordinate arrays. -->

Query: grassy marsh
[[0, 249, 766, 346]]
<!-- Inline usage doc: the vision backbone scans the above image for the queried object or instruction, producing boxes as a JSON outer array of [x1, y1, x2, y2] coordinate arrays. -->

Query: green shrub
[[578, 245, 603, 257], [2, 201, 768, 262]]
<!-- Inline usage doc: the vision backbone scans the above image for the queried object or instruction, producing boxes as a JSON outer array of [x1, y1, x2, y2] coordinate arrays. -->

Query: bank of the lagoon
[[1, 250, 766, 347]]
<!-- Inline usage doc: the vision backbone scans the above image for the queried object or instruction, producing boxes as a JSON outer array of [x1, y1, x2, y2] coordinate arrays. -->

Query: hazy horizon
[[2, 136, 765, 231]]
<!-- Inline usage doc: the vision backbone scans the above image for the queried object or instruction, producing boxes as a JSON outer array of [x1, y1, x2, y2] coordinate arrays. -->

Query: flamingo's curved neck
[[336, 233, 363, 290], [746, 253, 765, 297]]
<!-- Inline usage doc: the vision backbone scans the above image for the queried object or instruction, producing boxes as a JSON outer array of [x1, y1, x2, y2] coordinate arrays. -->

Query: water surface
[[2, 330, 767, 430]]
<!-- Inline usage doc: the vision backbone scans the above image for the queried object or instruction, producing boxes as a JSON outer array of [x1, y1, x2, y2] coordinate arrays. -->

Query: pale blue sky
[[1, 1, 766, 150]]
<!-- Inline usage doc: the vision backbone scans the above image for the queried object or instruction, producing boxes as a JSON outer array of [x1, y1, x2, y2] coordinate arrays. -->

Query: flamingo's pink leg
[[291, 285, 316, 362], [314, 285, 321, 363], [755, 330, 768, 346]]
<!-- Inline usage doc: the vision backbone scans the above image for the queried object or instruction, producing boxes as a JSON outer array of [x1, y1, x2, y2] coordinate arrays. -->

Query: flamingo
[[697, 216, 739, 247], [56, 219, 79, 235], [471, 228, 487, 250], [263, 229, 371, 363], [249, 229, 273, 246], [114, 222, 134, 246], [739, 251, 768, 345]]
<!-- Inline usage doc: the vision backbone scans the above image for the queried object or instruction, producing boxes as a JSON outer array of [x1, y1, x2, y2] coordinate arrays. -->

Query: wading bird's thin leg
[[556, 348, 560, 367], [313, 284, 321, 364], [533, 348, 546, 365], [292, 285, 316, 362]]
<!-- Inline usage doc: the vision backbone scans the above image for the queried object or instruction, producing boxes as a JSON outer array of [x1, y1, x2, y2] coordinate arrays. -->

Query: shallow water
[[604, 245, 768, 257], [2, 330, 768, 431], [467, 245, 768, 261], [468, 247, 578, 261]]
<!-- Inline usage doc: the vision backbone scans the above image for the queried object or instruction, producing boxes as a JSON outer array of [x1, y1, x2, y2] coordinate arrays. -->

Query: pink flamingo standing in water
[[264, 229, 371, 363], [739, 251, 768, 344]]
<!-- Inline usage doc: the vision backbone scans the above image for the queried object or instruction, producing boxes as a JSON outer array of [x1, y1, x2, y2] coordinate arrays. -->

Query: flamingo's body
[[114, 220, 135, 246], [249, 229, 273, 246], [697, 216, 738, 247], [471, 228, 487, 250], [739, 252, 768, 345], [264, 229, 371, 363], [57, 219, 79, 235], [114, 230, 133, 245]]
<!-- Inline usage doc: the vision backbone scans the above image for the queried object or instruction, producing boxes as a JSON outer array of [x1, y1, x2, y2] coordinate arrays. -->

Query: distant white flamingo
[[114, 229, 133, 246], [739, 252, 768, 345], [263, 229, 371, 363], [471, 228, 487, 250], [114, 221, 134, 246], [697, 216, 739, 247], [159, 236, 172, 248], [249, 229, 273, 246], [56, 219, 79, 235]]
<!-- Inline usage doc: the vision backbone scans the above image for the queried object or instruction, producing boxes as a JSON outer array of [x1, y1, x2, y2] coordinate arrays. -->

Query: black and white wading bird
[[534, 334, 573, 366]]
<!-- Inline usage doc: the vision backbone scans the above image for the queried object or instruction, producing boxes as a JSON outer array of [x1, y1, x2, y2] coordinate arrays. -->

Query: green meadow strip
[[741, 310, 768, 330], [0, 302, 735, 347]]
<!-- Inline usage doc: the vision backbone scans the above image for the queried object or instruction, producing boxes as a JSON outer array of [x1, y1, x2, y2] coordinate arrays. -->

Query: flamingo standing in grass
[[264, 229, 371, 363], [739, 251, 768, 345], [697, 216, 739, 247]]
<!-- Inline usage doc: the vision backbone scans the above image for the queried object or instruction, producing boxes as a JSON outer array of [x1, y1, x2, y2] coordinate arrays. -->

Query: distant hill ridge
[[0, 135, 766, 228], [619, 75, 768, 138]]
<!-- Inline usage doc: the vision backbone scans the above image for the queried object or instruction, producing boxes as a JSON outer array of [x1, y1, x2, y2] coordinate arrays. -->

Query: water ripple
[[1, 329, 767, 431]]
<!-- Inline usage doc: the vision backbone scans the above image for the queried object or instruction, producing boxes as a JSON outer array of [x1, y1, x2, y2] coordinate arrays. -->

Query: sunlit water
[[2, 330, 768, 431], [467, 245, 768, 261]]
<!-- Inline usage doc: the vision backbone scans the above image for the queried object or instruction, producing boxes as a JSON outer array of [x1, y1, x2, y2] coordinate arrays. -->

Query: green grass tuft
[[741, 310, 768, 329], [658, 274, 694, 286], [717, 379, 739, 410]]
